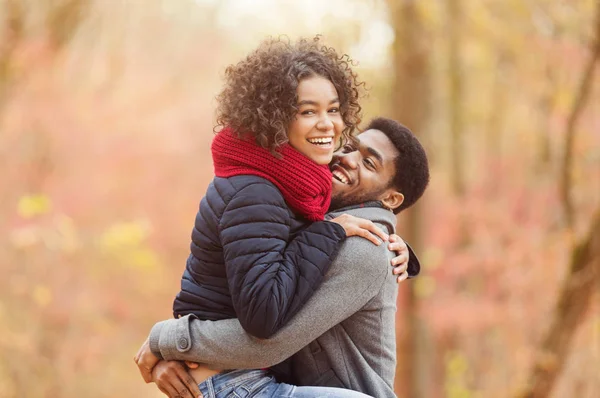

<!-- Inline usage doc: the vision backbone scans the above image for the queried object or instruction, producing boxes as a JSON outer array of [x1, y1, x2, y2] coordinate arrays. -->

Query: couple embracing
[[135, 36, 430, 398]]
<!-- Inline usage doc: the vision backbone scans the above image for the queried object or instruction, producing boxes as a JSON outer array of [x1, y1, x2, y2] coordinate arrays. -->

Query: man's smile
[[331, 164, 353, 185]]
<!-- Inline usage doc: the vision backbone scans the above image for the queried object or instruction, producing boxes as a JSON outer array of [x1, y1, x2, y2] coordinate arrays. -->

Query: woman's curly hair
[[215, 36, 364, 153]]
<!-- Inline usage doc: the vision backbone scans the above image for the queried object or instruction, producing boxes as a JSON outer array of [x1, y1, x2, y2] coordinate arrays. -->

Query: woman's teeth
[[307, 137, 333, 145]]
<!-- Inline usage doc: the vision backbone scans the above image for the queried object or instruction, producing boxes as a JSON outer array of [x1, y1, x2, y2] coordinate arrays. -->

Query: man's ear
[[381, 190, 404, 211]]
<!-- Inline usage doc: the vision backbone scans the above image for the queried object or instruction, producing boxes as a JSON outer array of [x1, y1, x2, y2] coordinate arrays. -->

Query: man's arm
[[150, 226, 393, 368]]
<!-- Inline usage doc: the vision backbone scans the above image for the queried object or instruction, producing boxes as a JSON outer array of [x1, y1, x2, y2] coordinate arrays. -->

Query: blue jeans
[[198, 369, 373, 398]]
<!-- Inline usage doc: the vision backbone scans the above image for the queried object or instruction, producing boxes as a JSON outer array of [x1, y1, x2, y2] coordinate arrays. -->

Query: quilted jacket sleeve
[[219, 181, 346, 339]]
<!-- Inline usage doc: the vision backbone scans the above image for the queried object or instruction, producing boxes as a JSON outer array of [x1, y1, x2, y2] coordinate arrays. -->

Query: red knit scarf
[[212, 127, 332, 221]]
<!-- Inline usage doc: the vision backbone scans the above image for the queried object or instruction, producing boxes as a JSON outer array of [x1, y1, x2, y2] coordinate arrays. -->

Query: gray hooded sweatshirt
[[149, 205, 399, 398]]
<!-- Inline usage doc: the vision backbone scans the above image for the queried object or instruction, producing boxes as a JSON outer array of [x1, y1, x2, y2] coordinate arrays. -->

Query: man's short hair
[[364, 118, 430, 214]]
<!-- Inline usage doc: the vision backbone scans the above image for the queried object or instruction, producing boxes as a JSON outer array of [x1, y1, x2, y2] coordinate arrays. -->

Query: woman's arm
[[219, 181, 346, 338]]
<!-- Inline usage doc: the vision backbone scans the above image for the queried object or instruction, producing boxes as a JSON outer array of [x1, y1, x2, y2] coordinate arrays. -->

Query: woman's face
[[287, 76, 344, 165]]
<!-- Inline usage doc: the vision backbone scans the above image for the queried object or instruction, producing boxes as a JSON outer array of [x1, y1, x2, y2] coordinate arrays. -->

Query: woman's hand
[[388, 234, 410, 283], [329, 214, 389, 245]]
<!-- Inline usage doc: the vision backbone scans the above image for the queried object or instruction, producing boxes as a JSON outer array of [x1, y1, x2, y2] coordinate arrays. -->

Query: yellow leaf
[[32, 285, 52, 308], [17, 194, 52, 218], [446, 351, 469, 376], [99, 221, 149, 252], [414, 275, 436, 298], [129, 248, 159, 271], [422, 247, 443, 270]]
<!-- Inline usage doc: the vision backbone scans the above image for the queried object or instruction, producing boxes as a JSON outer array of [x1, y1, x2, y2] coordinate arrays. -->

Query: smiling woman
[[215, 36, 363, 154]]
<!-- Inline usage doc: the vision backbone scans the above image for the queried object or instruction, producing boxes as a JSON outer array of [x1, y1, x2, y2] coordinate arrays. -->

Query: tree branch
[[560, 3, 600, 228], [518, 209, 600, 398]]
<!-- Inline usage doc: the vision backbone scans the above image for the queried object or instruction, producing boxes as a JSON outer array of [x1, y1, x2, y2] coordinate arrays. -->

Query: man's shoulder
[[329, 207, 395, 276], [326, 205, 396, 235]]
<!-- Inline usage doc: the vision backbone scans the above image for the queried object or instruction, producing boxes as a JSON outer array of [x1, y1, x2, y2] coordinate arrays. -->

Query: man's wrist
[[148, 321, 167, 360], [148, 315, 198, 361]]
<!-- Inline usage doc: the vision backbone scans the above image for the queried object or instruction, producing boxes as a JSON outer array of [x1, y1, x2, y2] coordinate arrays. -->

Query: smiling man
[[136, 118, 430, 398]]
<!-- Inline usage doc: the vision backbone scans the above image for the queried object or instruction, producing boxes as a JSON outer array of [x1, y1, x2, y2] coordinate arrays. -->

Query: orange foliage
[[0, 1, 598, 397]]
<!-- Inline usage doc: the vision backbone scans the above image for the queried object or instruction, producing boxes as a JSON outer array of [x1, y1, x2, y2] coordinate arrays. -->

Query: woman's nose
[[317, 114, 334, 131]]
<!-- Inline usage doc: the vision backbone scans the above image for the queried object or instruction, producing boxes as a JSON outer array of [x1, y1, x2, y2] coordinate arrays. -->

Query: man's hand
[[389, 234, 409, 283], [152, 360, 203, 398], [134, 338, 160, 383]]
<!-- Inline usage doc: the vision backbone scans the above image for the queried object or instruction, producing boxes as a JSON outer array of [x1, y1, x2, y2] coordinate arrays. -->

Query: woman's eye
[[328, 108, 340, 113], [301, 110, 315, 115]]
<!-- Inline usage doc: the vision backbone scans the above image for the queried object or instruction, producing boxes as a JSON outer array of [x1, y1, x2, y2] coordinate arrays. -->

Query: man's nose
[[338, 153, 358, 169]]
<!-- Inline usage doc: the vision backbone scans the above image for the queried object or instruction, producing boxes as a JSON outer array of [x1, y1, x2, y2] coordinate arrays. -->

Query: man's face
[[329, 129, 400, 210]]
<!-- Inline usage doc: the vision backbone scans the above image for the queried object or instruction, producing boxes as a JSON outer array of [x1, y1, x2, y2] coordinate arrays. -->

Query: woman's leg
[[266, 383, 373, 398], [198, 370, 372, 398]]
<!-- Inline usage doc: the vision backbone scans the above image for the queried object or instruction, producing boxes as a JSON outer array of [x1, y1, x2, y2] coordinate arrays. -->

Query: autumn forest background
[[0, 1, 599, 397]]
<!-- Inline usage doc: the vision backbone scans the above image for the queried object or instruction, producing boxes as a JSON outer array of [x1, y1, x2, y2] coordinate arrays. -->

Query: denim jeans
[[198, 369, 373, 398]]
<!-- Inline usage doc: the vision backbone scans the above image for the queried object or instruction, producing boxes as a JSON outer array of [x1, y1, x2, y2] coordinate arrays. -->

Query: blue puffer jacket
[[173, 175, 346, 339]]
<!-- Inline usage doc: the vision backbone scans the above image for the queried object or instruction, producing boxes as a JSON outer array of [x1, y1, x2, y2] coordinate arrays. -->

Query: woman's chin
[[301, 151, 333, 165], [313, 156, 333, 165]]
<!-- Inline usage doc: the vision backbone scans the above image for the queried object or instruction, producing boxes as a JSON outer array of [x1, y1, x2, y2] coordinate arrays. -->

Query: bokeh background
[[0, 0, 599, 397]]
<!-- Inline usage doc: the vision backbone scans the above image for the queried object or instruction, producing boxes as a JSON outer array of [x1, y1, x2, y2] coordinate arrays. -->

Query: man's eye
[[364, 158, 375, 169], [342, 145, 355, 153]]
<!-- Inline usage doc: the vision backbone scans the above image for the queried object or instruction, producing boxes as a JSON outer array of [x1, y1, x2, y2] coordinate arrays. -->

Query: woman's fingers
[[330, 214, 389, 245], [388, 235, 409, 278], [397, 272, 409, 283], [360, 219, 389, 243], [356, 226, 383, 245], [350, 218, 388, 245], [392, 262, 408, 275], [389, 241, 408, 255], [391, 253, 409, 267]]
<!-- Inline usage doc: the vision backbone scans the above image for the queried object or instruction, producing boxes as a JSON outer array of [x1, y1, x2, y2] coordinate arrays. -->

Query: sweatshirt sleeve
[[217, 181, 346, 339], [149, 227, 392, 367]]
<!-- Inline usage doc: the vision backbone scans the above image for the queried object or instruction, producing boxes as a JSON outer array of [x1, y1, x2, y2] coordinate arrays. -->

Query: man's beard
[[329, 186, 387, 211]]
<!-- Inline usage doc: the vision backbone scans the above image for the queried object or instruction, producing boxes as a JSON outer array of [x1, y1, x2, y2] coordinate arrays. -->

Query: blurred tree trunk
[[533, 7, 562, 170], [387, 1, 431, 397], [0, 0, 24, 109], [447, 0, 471, 247], [560, 1, 600, 228], [485, 49, 510, 166], [448, 0, 464, 198], [0, 2, 89, 396], [522, 7, 600, 395], [46, 0, 91, 49], [518, 209, 600, 398], [0, 0, 90, 118], [536, 62, 557, 169]]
